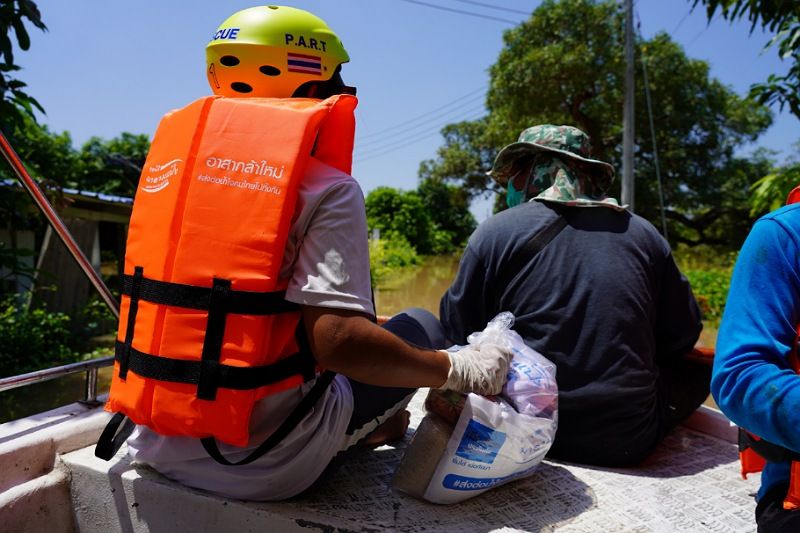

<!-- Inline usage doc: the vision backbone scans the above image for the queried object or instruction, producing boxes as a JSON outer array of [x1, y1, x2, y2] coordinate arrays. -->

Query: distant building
[[0, 180, 132, 314]]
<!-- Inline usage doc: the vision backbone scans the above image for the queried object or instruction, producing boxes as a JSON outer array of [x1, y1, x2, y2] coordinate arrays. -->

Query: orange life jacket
[[738, 184, 800, 510], [96, 94, 357, 462]]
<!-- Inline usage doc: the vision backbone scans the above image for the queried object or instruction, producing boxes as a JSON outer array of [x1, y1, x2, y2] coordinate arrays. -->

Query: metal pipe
[[621, 0, 635, 212], [84, 366, 100, 404], [0, 129, 120, 319], [0, 356, 114, 394]]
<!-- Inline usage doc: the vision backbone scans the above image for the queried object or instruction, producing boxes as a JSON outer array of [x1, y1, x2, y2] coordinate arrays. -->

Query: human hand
[[438, 343, 513, 395]]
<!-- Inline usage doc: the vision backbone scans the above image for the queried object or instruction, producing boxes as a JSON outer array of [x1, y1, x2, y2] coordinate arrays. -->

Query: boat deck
[[51, 389, 760, 533]]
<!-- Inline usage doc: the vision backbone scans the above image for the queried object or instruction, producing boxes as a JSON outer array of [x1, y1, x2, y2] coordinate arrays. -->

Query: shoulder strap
[[495, 208, 568, 292], [95, 412, 136, 460]]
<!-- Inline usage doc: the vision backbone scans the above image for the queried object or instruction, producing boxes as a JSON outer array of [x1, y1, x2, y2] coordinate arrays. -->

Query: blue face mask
[[506, 181, 525, 208]]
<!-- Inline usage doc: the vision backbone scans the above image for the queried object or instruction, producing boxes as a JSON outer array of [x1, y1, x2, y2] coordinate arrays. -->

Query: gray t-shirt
[[127, 158, 373, 501]]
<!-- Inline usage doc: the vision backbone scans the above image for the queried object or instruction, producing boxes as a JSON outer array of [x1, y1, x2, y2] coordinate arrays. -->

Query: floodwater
[[373, 255, 461, 317], [0, 254, 719, 423]]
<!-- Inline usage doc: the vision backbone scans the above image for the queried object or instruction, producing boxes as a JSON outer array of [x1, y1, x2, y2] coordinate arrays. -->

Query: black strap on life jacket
[[95, 412, 136, 460], [199, 320, 335, 466], [120, 273, 300, 315], [96, 268, 327, 464], [739, 428, 800, 464], [118, 266, 144, 380], [118, 270, 308, 400], [200, 370, 336, 466], [112, 341, 317, 390]]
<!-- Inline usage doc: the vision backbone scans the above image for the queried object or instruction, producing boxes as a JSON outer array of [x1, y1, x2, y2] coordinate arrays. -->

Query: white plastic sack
[[393, 312, 558, 504]]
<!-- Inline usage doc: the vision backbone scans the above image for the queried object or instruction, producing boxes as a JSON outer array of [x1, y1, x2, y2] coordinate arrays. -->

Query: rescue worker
[[712, 189, 800, 531], [440, 124, 710, 467], [106, 6, 513, 501]]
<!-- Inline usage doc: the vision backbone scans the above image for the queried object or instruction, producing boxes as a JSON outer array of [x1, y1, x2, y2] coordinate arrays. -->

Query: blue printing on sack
[[442, 463, 540, 491], [455, 418, 507, 464]]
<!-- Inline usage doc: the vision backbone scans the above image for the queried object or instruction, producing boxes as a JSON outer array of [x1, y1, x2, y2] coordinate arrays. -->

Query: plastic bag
[[393, 312, 558, 504]]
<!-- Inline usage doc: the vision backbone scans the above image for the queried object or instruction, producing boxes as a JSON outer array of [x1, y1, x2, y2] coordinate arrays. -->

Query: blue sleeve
[[712, 209, 800, 452]]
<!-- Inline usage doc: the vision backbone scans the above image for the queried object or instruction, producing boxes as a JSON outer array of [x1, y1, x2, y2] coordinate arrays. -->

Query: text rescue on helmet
[[212, 27, 330, 54]]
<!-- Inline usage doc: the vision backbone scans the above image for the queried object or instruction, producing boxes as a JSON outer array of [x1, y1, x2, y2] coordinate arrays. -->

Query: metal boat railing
[[0, 128, 120, 409], [0, 356, 113, 405]]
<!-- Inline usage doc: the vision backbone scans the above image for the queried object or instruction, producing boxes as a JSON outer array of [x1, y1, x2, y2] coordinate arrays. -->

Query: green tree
[[750, 144, 800, 215], [78, 133, 150, 196], [0, 0, 45, 135], [365, 186, 434, 254], [421, 0, 772, 248], [417, 178, 476, 253], [0, 114, 150, 196], [693, 0, 800, 118]]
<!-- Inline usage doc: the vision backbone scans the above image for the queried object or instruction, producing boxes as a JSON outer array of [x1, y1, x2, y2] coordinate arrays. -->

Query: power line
[[355, 109, 486, 163], [451, 0, 530, 16], [685, 25, 708, 47], [397, 0, 518, 25], [356, 102, 485, 157], [670, 9, 692, 37], [357, 87, 486, 140], [636, 8, 668, 239], [358, 95, 485, 148]]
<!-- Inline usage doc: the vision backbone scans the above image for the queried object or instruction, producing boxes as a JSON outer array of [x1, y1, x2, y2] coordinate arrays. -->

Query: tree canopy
[[0, 0, 45, 135], [693, 0, 800, 118], [420, 0, 773, 248], [365, 179, 476, 256]]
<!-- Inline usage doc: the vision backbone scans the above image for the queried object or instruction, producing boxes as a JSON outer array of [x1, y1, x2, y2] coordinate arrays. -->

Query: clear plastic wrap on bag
[[393, 312, 558, 504]]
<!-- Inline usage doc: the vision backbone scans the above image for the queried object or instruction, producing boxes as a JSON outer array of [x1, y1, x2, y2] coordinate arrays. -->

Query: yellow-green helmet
[[206, 5, 350, 98]]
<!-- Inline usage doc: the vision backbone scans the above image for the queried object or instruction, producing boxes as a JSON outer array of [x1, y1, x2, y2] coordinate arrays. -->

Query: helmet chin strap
[[292, 67, 356, 99]]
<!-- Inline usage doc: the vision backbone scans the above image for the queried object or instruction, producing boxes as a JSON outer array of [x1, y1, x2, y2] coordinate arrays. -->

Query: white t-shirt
[[126, 158, 374, 501]]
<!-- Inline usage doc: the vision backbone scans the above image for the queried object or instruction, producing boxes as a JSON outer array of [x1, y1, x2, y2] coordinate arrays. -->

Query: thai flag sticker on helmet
[[287, 53, 322, 75]]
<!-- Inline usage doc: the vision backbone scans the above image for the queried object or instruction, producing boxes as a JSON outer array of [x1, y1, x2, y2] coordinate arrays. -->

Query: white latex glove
[[438, 343, 513, 395]]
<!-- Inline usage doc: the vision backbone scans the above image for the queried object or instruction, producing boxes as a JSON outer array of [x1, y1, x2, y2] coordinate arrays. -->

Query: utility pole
[[621, 0, 635, 212]]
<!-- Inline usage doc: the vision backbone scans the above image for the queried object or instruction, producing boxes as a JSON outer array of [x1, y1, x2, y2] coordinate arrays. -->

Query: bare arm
[[302, 305, 451, 388]]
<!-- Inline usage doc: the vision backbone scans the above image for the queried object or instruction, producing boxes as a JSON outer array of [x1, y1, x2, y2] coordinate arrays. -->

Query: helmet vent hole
[[220, 55, 240, 67], [259, 65, 281, 77], [231, 82, 253, 93]]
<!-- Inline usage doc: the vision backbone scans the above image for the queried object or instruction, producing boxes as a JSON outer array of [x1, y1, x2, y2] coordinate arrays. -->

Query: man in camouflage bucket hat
[[490, 124, 623, 210], [440, 124, 710, 467]]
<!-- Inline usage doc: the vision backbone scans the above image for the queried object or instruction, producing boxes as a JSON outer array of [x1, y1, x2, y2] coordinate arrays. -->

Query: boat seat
[[57, 390, 760, 533]]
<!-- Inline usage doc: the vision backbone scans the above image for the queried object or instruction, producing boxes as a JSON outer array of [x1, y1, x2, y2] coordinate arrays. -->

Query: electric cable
[[396, 0, 518, 25], [357, 86, 486, 140], [358, 96, 486, 148], [670, 9, 692, 37], [636, 9, 669, 239], [355, 109, 486, 163], [451, 0, 530, 16], [356, 102, 486, 157]]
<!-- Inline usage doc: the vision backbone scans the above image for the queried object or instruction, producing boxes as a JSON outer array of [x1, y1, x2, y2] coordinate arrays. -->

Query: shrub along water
[[0, 295, 115, 378], [674, 245, 736, 327], [368, 231, 421, 286]]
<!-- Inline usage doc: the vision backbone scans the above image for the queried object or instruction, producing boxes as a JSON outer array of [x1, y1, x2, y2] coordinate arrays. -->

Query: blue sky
[[16, 1, 799, 221]]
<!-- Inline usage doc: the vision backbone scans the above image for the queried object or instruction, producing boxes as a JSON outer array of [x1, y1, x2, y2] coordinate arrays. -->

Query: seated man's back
[[441, 124, 706, 467]]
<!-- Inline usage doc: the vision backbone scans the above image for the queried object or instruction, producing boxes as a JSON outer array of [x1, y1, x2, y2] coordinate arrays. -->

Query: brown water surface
[[373, 255, 460, 316]]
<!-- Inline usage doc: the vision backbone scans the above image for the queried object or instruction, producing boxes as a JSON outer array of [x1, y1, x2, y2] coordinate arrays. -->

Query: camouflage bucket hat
[[489, 124, 615, 186]]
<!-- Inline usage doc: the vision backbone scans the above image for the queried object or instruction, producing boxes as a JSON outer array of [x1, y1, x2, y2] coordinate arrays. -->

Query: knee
[[400, 308, 448, 350]]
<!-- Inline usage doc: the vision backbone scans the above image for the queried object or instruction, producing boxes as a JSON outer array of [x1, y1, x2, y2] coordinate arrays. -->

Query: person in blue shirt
[[712, 200, 800, 532]]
